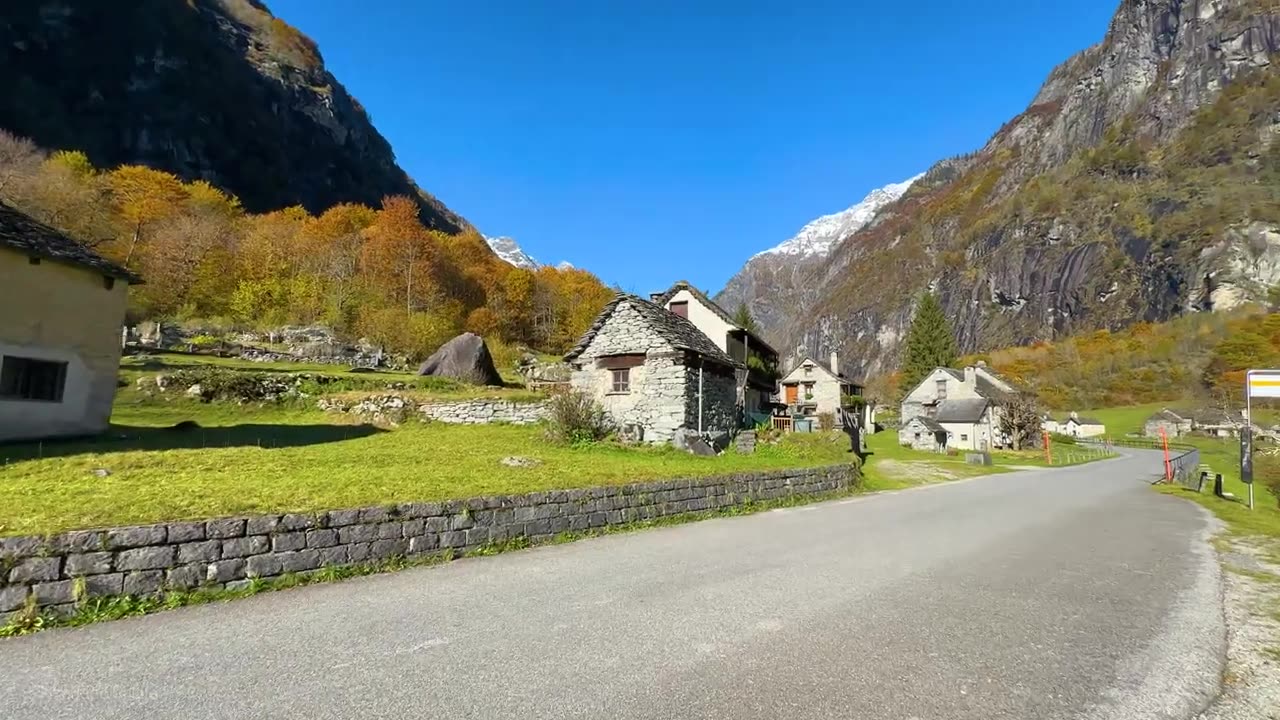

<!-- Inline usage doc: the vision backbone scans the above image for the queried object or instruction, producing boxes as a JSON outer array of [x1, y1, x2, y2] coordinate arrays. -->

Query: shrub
[[817, 412, 835, 432], [545, 390, 613, 444]]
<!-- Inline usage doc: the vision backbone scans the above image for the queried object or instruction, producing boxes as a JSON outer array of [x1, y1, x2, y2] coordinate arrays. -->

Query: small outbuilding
[[901, 416, 947, 453]]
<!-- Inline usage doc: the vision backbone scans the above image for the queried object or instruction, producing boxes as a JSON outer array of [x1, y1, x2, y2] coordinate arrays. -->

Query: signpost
[[1242, 370, 1280, 510]]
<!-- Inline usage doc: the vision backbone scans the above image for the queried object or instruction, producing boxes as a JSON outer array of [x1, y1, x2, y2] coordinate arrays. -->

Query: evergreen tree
[[899, 293, 958, 397], [732, 301, 761, 335]]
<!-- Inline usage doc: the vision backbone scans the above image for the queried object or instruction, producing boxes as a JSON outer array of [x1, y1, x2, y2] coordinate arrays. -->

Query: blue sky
[[271, 0, 1119, 295]]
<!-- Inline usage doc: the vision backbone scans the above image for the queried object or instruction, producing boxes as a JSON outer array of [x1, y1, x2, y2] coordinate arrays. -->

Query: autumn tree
[[106, 165, 188, 267], [900, 293, 958, 397]]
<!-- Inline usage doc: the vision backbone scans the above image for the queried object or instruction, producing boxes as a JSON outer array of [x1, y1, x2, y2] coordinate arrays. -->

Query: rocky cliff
[[746, 0, 1280, 380], [0, 0, 467, 232]]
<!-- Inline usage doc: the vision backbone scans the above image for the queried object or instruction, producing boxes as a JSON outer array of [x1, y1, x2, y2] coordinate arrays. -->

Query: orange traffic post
[[1043, 430, 1051, 465], [1159, 427, 1172, 482]]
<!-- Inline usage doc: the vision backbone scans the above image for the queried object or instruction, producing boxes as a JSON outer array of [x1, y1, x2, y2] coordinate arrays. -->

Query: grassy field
[[0, 395, 861, 537]]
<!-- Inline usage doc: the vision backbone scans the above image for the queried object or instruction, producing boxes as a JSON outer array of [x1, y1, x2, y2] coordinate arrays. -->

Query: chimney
[[649, 292, 664, 303], [830, 351, 839, 375], [1070, 410, 1079, 421], [964, 366, 977, 385]]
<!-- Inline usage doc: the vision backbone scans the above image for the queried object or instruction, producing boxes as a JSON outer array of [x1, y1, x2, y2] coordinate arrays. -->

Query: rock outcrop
[[0, 0, 467, 231]]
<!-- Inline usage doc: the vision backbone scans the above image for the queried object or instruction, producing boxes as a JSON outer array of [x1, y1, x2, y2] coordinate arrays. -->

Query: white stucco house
[[1043, 411, 1106, 438], [777, 353, 873, 431], [565, 293, 742, 445], [899, 363, 1015, 451], [650, 281, 779, 420], [0, 203, 141, 441]]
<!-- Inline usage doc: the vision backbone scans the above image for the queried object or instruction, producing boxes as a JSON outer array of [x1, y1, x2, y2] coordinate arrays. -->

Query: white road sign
[[1247, 369, 1280, 399]]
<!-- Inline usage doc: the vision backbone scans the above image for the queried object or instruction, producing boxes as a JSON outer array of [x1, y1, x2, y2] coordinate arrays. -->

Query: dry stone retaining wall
[[0, 464, 857, 618]]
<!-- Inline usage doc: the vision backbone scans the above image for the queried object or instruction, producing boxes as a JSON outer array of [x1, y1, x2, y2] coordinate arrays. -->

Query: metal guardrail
[[1084, 437, 1202, 489]]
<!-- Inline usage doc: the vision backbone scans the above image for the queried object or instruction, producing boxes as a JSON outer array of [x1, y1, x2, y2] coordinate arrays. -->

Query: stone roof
[[652, 280, 778, 357], [907, 416, 946, 432], [934, 398, 990, 423], [1068, 416, 1104, 426], [564, 293, 742, 367], [0, 202, 141, 282], [1147, 409, 1188, 423]]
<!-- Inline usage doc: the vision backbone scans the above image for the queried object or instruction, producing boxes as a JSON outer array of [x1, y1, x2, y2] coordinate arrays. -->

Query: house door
[[784, 385, 798, 404]]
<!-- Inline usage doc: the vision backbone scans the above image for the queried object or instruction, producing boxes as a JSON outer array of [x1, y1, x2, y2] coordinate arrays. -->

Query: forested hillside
[[0, 130, 613, 360]]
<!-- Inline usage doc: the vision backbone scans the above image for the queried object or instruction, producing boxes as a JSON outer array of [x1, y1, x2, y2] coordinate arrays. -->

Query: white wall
[[939, 421, 992, 451], [665, 289, 734, 354], [0, 340, 104, 441]]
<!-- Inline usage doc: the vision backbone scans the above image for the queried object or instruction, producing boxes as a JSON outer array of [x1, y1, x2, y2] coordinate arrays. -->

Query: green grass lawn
[[1157, 435, 1280, 540], [0, 398, 857, 537], [1081, 402, 1170, 436]]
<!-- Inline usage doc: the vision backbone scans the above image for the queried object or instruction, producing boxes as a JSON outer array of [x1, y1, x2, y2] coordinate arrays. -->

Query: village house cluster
[[565, 281, 874, 447]]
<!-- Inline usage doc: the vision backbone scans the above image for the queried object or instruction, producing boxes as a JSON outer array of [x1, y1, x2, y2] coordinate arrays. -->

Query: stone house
[[650, 281, 779, 419], [901, 416, 947, 452], [777, 353, 872, 430], [1145, 407, 1249, 439], [899, 363, 1015, 451], [1143, 409, 1194, 438], [565, 293, 743, 445], [0, 203, 140, 441]]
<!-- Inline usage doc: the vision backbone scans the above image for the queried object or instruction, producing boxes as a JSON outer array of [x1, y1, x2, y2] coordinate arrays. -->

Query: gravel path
[[0, 451, 1224, 719]]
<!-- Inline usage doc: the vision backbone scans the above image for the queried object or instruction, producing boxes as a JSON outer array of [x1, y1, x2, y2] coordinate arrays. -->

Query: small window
[[104, 276, 116, 290], [961, 434, 968, 442], [936, 379, 948, 399], [28, 256, 41, 266], [669, 301, 688, 319], [610, 368, 630, 393], [803, 366, 812, 376], [0, 356, 68, 402]]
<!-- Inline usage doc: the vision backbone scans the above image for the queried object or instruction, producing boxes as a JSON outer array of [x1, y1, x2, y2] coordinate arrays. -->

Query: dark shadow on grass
[[0, 423, 386, 463]]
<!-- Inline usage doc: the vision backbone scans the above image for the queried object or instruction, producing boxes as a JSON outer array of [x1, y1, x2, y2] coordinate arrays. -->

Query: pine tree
[[899, 293, 958, 397], [732, 301, 761, 335]]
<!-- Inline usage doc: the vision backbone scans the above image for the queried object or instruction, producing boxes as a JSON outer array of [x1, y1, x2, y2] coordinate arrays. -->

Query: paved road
[[1, 451, 1224, 719]]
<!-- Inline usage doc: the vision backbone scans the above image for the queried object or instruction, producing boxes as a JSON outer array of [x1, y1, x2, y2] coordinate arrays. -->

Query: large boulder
[[417, 333, 503, 386]]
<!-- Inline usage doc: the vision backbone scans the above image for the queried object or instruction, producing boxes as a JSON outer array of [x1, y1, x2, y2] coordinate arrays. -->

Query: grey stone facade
[[1, 464, 858, 618], [567, 296, 743, 444]]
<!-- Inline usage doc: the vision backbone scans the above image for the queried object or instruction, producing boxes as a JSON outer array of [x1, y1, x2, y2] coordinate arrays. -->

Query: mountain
[[0, 0, 467, 232], [483, 235, 539, 270], [754, 176, 923, 259], [743, 0, 1280, 382], [715, 175, 920, 342]]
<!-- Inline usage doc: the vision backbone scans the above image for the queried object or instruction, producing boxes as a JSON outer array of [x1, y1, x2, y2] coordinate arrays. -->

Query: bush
[[817, 412, 835, 432], [545, 390, 613, 444]]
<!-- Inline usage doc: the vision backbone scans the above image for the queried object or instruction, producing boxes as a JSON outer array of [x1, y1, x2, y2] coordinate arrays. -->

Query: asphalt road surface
[[1, 450, 1224, 720]]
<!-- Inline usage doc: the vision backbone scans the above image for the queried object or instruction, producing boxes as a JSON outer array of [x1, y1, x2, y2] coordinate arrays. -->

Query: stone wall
[[420, 399, 548, 425], [318, 395, 548, 426], [0, 464, 857, 618]]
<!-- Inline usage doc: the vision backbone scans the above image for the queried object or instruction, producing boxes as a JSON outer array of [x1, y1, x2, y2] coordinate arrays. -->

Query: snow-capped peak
[[756, 173, 924, 259], [483, 235, 539, 270]]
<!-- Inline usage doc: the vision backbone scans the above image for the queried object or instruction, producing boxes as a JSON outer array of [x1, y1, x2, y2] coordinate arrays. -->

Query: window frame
[[609, 367, 631, 394], [936, 378, 948, 399], [0, 355, 69, 403]]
